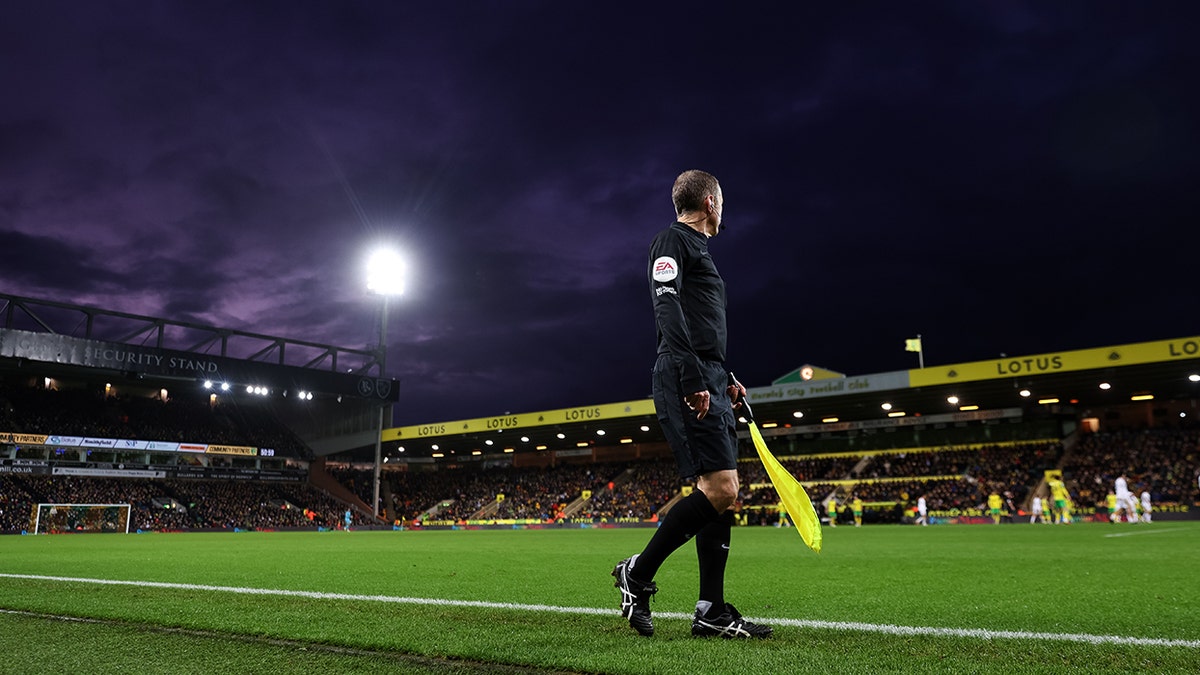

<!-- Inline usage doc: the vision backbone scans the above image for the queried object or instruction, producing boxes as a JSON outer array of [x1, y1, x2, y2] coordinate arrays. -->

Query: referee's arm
[[649, 232, 704, 396]]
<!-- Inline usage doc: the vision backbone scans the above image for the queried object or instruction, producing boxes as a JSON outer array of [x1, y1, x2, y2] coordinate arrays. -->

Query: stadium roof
[[0, 293, 398, 404], [379, 335, 1200, 462]]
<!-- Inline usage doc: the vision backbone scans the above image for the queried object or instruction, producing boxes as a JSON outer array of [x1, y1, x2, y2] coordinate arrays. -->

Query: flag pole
[[917, 333, 924, 369]]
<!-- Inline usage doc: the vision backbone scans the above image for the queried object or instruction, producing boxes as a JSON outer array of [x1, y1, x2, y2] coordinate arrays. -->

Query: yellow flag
[[749, 421, 822, 553], [905, 338, 922, 352]]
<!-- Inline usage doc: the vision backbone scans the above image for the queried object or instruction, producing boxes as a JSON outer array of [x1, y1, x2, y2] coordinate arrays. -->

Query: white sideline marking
[[1, 573, 1197, 649], [1103, 528, 1175, 538]]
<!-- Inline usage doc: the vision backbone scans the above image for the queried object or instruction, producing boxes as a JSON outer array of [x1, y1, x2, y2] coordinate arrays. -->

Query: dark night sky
[[2, 2, 1198, 426]]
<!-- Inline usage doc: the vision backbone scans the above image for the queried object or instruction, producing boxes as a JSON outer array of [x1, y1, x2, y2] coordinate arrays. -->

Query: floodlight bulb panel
[[366, 248, 406, 296]]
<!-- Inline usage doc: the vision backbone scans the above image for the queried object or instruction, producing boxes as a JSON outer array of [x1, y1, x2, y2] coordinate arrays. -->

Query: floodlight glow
[[946, 396, 959, 405], [596, 429, 606, 436], [485, 440, 494, 446], [1019, 389, 1031, 397], [639, 425, 650, 432], [792, 411, 804, 418], [1190, 374, 1200, 382], [203, 380, 213, 389], [1099, 382, 1111, 390], [366, 247, 406, 296], [431, 444, 439, 450], [220, 382, 231, 392], [520, 436, 530, 443], [557, 433, 565, 439], [881, 402, 892, 411], [246, 385, 254, 394]]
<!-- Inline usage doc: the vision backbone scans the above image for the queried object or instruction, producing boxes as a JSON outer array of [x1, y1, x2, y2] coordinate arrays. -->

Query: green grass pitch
[[1, 523, 1198, 674]]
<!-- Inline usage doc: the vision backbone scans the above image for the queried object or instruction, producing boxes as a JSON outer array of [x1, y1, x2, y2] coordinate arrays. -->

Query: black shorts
[[652, 354, 739, 480]]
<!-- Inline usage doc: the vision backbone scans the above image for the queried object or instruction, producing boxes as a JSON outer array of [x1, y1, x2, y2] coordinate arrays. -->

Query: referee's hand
[[685, 390, 710, 419], [726, 374, 746, 411]]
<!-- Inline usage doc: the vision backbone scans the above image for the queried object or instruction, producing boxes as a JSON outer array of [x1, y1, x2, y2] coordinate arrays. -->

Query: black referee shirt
[[648, 221, 728, 395]]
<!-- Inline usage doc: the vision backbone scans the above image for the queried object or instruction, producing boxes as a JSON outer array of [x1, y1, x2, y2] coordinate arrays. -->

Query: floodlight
[[366, 247, 406, 296]]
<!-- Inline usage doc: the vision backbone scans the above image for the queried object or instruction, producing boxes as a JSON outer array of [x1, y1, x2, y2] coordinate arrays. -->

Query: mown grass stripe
[[2, 572, 1196, 649]]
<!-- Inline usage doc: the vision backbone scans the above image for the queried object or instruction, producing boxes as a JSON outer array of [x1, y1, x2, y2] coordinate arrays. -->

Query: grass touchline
[[3, 571, 1196, 650]]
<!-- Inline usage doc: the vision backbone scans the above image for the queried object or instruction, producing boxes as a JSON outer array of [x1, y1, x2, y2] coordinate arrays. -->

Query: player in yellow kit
[[1105, 491, 1118, 523], [850, 496, 863, 527], [1048, 478, 1073, 524], [987, 492, 1003, 524]]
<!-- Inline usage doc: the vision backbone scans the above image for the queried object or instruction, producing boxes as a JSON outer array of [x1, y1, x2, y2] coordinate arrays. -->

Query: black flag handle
[[728, 371, 755, 423]]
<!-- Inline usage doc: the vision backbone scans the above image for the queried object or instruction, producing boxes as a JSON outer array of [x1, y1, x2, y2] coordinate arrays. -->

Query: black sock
[[633, 490, 720, 581], [696, 509, 734, 615]]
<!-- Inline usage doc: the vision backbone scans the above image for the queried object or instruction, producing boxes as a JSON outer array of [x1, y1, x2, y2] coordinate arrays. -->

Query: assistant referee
[[612, 169, 771, 640]]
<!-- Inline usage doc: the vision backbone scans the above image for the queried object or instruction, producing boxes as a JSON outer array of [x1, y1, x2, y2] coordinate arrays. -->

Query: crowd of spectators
[[0, 476, 35, 532], [0, 475, 352, 532], [581, 459, 682, 520], [1064, 428, 1198, 506], [328, 441, 1076, 525]]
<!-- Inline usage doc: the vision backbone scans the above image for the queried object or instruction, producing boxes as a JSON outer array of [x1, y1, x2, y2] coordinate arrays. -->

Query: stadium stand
[[314, 425, 1200, 529], [5, 365, 1199, 533], [0, 382, 308, 458]]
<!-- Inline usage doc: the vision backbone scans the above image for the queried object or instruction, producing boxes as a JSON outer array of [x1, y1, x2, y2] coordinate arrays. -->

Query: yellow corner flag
[[732, 374, 821, 554], [905, 337, 922, 352]]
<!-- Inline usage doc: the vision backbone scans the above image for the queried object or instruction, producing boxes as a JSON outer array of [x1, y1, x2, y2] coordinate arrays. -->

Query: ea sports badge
[[652, 256, 678, 282]]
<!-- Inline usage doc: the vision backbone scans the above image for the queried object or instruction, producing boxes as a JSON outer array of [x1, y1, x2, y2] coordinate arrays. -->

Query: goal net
[[32, 503, 132, 535]]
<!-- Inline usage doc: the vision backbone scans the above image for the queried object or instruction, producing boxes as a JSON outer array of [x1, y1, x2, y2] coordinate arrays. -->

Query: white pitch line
[[1103, 528, 1176, 538], [1, 573, 1197, 649]]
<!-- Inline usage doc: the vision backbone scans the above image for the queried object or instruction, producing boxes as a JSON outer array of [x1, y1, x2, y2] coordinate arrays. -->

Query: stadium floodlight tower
[[366, 246, 406, 521]]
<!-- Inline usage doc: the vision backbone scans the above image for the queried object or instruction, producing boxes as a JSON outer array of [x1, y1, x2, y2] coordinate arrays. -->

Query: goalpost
[[31, 503, 132, 535]]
